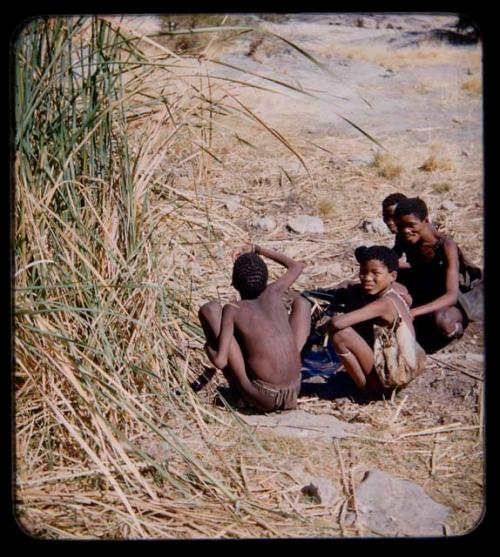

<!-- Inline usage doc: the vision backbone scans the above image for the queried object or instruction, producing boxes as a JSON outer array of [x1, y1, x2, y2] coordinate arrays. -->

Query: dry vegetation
[[14, 15, 484, 539]]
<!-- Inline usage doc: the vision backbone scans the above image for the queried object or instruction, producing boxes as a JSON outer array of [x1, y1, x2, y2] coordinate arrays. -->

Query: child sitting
[[317, 245, 426, 395], [198, 244, 311, 412], [393, 197, 481, 352]]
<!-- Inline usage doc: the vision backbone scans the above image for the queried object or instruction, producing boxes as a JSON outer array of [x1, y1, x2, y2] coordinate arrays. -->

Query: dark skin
[[396, 213, 464, 337], [317, 259, 415, 391], [198, 244, 311, 411], [383, 202, 411, 269]]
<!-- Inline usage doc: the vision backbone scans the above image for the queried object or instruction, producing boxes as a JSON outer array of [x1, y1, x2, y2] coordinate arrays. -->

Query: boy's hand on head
[[233, 243, 254, 261]]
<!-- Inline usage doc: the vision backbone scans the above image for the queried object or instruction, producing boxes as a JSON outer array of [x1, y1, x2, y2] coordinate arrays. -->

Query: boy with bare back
[[198, 244, 311, 412]]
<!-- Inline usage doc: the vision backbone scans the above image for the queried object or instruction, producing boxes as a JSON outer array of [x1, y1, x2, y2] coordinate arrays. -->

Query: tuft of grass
[[370, 153, 402, 179], [461, 77, 482, 95], [317, 199, 335, 217], [414, 80, 432, 94], [431, 182, 452, 194], [419, 155, 453, 172]]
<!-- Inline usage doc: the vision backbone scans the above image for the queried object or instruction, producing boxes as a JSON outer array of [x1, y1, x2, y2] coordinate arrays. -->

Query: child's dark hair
[[394, 197, 428, 220], [232, 253, 268, 299], [382, 192, 407, 209], [355, 245, 399, 273]]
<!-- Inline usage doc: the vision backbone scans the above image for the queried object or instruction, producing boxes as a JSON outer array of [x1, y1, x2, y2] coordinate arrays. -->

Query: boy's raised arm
[[254, 244, 305, 291]]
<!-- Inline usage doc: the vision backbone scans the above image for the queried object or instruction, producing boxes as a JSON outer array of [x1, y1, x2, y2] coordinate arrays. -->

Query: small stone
[[439, 200, 457, 211], [361, 218, 390, 236], [224, 195, 241, 215], [348, 154, 373, 167], [255, 216, 277, 232], [287, 215, 324, 234], [302, 478, 339, 507], [465, 353, 483, 364]]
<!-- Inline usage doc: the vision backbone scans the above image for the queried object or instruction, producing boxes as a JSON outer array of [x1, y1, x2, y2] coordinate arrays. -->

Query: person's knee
[[332, 328, 350, 348], [434, 310, 457, 336]]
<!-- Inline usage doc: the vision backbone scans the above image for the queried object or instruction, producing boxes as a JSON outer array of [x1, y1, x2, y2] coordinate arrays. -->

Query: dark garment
[[402, 235, 449, 306], [396, 235, 482, 306]]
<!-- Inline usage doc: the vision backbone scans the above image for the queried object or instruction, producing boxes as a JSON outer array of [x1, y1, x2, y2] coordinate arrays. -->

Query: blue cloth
[[301, 339, 341, 380]]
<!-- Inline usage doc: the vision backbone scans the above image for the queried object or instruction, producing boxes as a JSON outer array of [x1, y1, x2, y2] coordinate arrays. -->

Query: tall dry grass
[[14, 15, 381, 539]]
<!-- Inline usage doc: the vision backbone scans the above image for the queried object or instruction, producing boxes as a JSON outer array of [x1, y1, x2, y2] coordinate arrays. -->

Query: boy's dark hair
[[355, 245, 399, 273], [382, 192, 407, 209], [394, 197, 428, 221], [232, 253, 268, 299]]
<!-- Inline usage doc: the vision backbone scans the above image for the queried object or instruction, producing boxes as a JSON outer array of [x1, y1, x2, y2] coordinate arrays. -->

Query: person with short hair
[[382, 192, 408, 235], [198, 244, 311, 412], [393, 196, 475, 352], [317, 245, 425, 395]]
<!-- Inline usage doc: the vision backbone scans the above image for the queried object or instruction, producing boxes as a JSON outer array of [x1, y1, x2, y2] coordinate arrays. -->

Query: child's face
[[396, 213, 426, 243], [382, 204, 398, 234], [359, 259, 396, 296]]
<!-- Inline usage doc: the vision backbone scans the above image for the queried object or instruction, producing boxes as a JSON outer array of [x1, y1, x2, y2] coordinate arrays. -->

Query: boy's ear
[[390, 271, 397, 282]]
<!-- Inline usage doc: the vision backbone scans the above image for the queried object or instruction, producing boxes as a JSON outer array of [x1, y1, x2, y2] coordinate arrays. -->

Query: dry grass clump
[[317, 199, 336, 218], [461, 77, 482, 95], [419, 155, 454, 172], [370, 153, 403, 179], [431, 181, 452, 194], [13, 14, 379, 540], [329, 42, 481, 71]]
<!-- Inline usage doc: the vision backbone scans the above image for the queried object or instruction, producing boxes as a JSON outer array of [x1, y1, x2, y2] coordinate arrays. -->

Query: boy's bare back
[[229, 284, 301, 386]]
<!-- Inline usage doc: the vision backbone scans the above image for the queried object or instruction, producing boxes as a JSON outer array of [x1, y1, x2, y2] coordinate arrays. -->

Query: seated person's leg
[[331, 327, 374, 389], [198, 301, 276, 412], [434, 306, 464, 339]]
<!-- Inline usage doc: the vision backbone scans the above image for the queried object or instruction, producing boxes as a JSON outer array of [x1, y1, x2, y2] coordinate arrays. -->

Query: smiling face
[[359, 259, 397, 296], [382, 204, 398, 234], [396, 213, 427, 244]]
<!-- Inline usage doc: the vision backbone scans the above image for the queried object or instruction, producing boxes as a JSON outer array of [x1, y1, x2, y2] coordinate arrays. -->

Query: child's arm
[[255, 244, 305, 292], [318, 297, 394, 334], [394, 234, 411, 269], [410, 238, 460, 319], [205, 304, 237, 370]]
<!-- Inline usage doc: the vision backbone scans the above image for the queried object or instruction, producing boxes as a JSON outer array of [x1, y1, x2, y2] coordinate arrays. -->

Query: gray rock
[[465, 352, 483, 365], [348, 155, 373, 167], [224, 195, 242, 215], [439, 200, 457, 211], [361, 218, 390, 236], [355, 469, 450, 537], [302, 477, 339, 506], [255, 216, 277, 232], [287, 215, 324, 234], [237, 409, 373, 440]]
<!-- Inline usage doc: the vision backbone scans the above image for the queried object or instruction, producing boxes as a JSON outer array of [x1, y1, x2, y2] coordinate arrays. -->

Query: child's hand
[[316, 315, 331, 334], [232, 243, 254, 261]]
